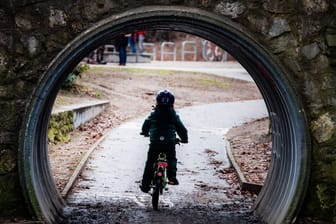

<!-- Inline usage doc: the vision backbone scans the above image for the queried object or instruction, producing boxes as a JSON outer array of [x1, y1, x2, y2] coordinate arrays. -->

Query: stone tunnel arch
[[19, 6, 310, 224]]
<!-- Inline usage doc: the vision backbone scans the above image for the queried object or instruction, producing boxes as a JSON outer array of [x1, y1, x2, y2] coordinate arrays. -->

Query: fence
[[181, 40, 197, 61], [160, 42, 177, 61], [142, 42, 156, 60]]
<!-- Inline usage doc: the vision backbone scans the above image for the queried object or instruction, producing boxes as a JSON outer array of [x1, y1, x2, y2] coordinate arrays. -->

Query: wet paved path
[[65, 100, 267, 223]]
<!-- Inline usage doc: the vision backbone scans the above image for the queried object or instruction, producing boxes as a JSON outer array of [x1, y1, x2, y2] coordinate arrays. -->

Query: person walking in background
[[115, 34, 129, 66], [136, 31, 145, 54], [87, 50, 95, 64], [128, 33, 137, 54], [96, 45, 106, 64]]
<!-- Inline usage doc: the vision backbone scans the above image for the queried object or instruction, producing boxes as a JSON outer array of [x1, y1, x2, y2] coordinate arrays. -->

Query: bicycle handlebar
[[140, 133, 187, 144], [140, 132, 149, 137]]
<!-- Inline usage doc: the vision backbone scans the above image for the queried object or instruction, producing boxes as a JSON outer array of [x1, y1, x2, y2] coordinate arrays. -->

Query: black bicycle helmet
[[156, 89, 175, 105]]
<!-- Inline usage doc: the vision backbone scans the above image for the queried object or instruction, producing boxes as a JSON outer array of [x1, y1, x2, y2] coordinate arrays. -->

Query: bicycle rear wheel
[[152, 180, 161, 210]]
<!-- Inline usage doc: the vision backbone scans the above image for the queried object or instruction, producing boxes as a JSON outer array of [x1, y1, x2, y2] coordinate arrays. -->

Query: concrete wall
[[48, 100, 110, 143], [52, 100, 110, 129]]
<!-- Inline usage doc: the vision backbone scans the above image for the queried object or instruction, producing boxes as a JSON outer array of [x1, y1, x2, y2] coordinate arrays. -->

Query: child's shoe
[[168, 178, 179, 185], [139, 184, 150, 193]]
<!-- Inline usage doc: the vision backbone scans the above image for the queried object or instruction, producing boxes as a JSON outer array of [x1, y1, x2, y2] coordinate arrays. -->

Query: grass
[[54, 95, 76, 108], [88, 66, 183, 76], [193, 77, 232, 88], [86, 66, 233, 89]]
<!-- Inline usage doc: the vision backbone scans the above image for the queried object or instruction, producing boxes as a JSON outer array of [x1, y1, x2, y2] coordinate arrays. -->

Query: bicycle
[[201, 39, 228, 62], [150, 138, 181, 210], [151, 152, 169, 210]]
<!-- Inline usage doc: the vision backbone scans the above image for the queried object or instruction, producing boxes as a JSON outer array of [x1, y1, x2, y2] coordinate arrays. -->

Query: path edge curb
[[225, 139, 263, 194], [60, 128, 113, 198]]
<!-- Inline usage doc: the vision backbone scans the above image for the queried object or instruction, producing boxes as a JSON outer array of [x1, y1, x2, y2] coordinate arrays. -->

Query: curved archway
[[19, 6, 310, 224]]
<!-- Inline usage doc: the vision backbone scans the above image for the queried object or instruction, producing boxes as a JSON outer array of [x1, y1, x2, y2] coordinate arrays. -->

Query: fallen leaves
[[226, 117, 272, 186]]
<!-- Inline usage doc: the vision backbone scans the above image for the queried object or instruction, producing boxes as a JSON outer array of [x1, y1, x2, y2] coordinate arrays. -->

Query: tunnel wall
[[0, 0, 335, 222]]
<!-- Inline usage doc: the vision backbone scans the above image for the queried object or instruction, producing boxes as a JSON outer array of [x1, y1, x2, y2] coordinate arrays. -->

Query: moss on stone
[[0, 149, 16, 174], [316, 183, 336, 218], [311, 112, 335, 143], [0, 174, 28, 217], [48, 111, 74, 143], [304, 139, 336, 221]]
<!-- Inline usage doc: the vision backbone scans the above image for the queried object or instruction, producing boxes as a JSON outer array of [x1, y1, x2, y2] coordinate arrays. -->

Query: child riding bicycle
[[140, 89, 188, 193]]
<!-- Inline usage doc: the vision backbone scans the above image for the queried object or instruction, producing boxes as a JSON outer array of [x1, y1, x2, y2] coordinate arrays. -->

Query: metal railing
[[142, 42, 156, 60], [160, 42, 176, 61], [181, 40, 197, 61]]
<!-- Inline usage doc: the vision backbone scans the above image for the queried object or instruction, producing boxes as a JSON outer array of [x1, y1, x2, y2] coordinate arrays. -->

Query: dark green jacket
[[141, 106, 188, 144]]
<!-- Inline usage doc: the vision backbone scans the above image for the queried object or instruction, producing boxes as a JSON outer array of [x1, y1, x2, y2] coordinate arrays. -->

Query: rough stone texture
[[301, 42, 320, 60], [0, 0, 335, 222], [246, 9, 270, 37], [302, 0, 329, 15], [262, 0, 296, 13], [215, 1, 246, 18], [269, 33, 298, 54], [0, 149, 16, 174], [0, 173, 28, 216], [326, 28, 336, 47], [311, 112, 335, 143], [268, 17, 291, 38]]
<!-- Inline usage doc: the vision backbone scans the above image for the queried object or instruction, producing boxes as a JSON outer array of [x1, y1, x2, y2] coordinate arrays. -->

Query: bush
[[48, 111, 74, 143], [62, 64, 89, 89]]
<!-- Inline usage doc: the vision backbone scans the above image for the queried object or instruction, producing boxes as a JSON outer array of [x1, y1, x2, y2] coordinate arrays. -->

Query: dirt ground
[[226, 117, 272, 186]]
